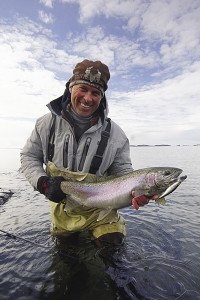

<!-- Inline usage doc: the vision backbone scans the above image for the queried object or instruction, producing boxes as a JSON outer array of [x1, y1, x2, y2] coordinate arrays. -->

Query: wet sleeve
[[107, 139, 133, 176], [20, 119, 47, 189]]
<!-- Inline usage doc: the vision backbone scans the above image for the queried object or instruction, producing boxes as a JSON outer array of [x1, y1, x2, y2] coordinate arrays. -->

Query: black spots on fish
[[163, 170, 171, 176]]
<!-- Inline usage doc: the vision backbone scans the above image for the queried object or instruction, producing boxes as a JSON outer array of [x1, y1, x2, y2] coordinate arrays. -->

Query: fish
[[60, 167, 187, 221]]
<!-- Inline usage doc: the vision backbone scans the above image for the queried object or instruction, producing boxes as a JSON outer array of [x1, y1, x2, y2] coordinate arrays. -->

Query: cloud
[[65, 26, 159, 79], [0, 18, 68, 147], [0, 18, 80, 121], [108, 61, 200, 144], [0, 4, 199, 147], [60, 0, 141, 23], [0, 17, 82, 76], [38, 10, 54, 24], [40, 0, 54, 8], [61, 0, 200, 78]]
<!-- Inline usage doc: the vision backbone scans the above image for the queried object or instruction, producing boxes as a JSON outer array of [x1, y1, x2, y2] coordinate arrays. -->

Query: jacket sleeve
[[20, 116, 49, 188], [107, 138, 133, 176]]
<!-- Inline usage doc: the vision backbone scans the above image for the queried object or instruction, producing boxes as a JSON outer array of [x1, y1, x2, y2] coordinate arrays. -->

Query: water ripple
[[0, 147, 200, 299]]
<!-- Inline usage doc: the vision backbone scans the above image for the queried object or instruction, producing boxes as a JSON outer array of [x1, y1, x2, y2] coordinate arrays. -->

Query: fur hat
[[69, 59, 110, 94]]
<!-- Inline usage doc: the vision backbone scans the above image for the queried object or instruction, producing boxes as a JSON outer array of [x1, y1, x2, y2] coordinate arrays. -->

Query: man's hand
[[131, 191, 158, 210], [37, 176, 66, 203]]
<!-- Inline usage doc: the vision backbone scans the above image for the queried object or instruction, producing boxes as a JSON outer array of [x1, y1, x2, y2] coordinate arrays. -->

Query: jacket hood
[[47, 81, 109, 122]]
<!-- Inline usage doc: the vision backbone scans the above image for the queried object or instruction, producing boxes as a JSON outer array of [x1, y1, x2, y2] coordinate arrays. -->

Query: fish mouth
[[168, 173, 187, 185], [151, 168, 187, 199], [159, 174, 187, 198], [153, 168, 182, 188], [163, 168, 183, 185], [180, 175, 187, 181]]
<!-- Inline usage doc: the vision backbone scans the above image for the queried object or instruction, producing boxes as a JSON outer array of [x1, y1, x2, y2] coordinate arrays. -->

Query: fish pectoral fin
[[155, 197, 166, 205], [132, 189, 147, 198], [97, 209, 113, 222]]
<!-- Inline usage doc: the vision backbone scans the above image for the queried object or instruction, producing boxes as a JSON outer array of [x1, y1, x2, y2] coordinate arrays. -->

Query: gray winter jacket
[[20, 94, 133, 188]]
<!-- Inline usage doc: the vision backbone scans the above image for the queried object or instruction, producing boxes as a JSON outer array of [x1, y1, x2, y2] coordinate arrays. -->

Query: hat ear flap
[[61, 81, 71, 110], [101, 94, 106, 109], [98, 94, 107, 122]]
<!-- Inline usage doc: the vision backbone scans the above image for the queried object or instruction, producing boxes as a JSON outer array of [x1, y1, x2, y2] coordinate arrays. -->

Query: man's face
[[70, 84, 102, 117]]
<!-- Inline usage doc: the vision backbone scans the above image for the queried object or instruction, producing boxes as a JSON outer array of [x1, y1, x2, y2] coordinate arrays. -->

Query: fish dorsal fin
[[46, 161, 97, 182]]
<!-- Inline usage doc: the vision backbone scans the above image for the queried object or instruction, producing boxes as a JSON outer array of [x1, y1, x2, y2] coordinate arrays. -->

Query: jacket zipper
[[71, 123, 101, 171], [78, 137, 92, 171], [63, 134, 70, 168]]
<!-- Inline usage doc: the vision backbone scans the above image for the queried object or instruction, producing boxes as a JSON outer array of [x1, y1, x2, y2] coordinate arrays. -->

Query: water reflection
[[0, 147, 200, 299], [27, 230, 145, 300], [38, 232, 119, 300]]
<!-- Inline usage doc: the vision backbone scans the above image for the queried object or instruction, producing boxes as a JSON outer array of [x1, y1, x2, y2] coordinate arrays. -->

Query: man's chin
[[78, 110, 93, 117]]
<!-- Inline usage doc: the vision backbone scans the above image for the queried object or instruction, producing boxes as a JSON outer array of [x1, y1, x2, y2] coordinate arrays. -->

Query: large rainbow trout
[[60, 167, 186, 219]]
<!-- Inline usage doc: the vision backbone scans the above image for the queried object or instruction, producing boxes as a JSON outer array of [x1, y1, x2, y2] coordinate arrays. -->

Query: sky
[[0, 0, 200, 148]]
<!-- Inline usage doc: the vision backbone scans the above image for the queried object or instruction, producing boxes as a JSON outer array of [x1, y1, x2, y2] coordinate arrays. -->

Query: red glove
[[131, 191, 158, 210]]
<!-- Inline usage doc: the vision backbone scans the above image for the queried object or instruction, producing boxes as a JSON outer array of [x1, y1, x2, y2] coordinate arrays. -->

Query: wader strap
[[47, 114, 56, 161], [47, 116, 111, 172], [89, 118, 111, 174]]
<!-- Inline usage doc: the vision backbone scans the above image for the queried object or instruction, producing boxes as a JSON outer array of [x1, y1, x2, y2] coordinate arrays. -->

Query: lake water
[[0, 146, 200, 300]]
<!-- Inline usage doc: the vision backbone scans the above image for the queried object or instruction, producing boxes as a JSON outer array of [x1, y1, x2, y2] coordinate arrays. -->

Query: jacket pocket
[[63, 134, 70, 168], [78, 137, 91, 171]]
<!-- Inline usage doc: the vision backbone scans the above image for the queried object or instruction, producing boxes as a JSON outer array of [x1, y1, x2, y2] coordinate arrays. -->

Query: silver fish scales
[[60, 167, 187, 211]]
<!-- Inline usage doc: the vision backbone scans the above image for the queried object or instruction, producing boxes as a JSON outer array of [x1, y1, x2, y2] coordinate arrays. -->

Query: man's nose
[[84, 92, 92, 102]]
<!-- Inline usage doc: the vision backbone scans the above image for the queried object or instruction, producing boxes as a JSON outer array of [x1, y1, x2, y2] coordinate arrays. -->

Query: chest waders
[[46, 115, 126, 238]]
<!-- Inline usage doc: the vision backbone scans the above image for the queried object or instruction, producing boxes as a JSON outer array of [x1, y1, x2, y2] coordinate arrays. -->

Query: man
[[21, 59, 151, 246]]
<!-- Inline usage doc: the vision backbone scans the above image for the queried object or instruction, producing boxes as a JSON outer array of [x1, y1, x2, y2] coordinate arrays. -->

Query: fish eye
[[164, 170, 171, 176]]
